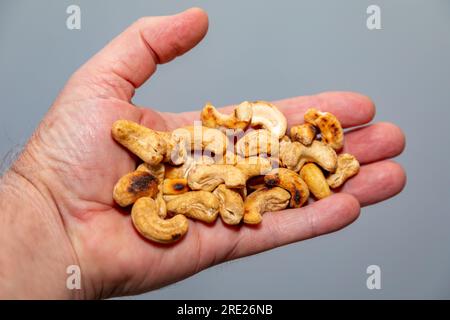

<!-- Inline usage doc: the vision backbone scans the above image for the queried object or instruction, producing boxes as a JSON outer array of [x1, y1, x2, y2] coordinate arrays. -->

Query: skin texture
[[0, 8, 406, 299]]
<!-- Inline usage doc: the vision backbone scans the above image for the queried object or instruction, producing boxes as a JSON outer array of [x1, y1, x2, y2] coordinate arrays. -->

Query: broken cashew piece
[[327, 153, 360, 188], [235, 129, 279, 157], [187, 164, 246, 192], [299, 163, 331, 200], [213, 184, 244, 225], [113, 169, 159, 207], [201, 101, 253, 130], [163, 178, 189, 195], [264, 168, 310, 208], [290, 123, 317, 146], [250, 101, 287, 139], [304, 108, 344, 150], [243, 187, 290, 224], [131, 197, 189, 244], [166, 191, 220, 223]]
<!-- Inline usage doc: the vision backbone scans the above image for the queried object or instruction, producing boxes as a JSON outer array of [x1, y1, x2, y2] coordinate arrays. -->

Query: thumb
[[60, 8, 208, 102]]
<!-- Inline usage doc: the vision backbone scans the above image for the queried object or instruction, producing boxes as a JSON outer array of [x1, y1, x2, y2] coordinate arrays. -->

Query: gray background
[[1, 0, 449, 299]]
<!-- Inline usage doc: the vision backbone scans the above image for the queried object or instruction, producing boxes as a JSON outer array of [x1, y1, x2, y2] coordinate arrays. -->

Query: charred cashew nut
[[235, 129, 279, 157], [299, 163, 331, 199], [243, 187, 290, 224], [246, 175, 266, 191], [187, 164, 247, 192], [280, 140, 337, 173], [290, 123, 317, 146], [164, 155, 214, 179], [163, 178, 189, 195], [172, 126, 228, 157], [264, 168, 310, 208], [132, 197, 188, 244], [213, 184, 244, 225], [250, 101, 287, 139], [112, 120, 167, 165], [137, 163, 165, 182], [304, 108, 344, 150], [166, 191, 220, 223], [113, 169, 159, 207], [327, 153, 360, 188], [235, 156, 272, 178], [201, 101, 253, 130]]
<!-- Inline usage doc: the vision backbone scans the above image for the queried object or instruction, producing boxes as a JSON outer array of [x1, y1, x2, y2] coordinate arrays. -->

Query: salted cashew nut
[[299, 163, 331, 199], [213, 184, 244, 225], [304, 108, 344, 150], [280, 140, 337, 172], [264, 168, 310, 207], [113, 169, 159, 207], [172, 125, 228, 157], [131, 197, 188, 243], [162, 178, 189, 195], [235, 129, 279, 157], [250, 101, 287, 139], [243, 187, 290, 224], [290, 123, 317, 146], [235, 156, 272, 178], [201, 101, 253, 130], [166, 191, 220, 223], [112, 120, 167, 165], [187, 164, 247, 192], [327, 153, 360, 188]]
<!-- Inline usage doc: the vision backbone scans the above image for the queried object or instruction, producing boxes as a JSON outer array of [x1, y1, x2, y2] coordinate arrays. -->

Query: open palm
[[12, 9, 405, 299]]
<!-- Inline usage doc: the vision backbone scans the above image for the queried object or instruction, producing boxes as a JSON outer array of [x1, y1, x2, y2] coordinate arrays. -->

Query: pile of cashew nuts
[[111, 101, 360, 244]]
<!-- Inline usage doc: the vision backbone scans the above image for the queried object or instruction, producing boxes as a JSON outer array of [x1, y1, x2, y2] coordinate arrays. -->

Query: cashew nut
[[187, 164, 246, 192], [113, 169, 159, 207], [290, 123, 317, 146], [304, 108, 344, 150], [280, 140, 337, 172], [327, 153, 360, 188], [213, 184, 244, 225], [172, 125, 228, 157], [243, 187, 290, 224], [137, 163, 165, 183], [201, 101, 253, 130], [162, 178, 189, 195], [235, 156, 272, 178], [264, 168, 310, 207], [299, 163, 331, 199], [246, 175, 266, 191], [164, 155, 214, 179], [250, 101, 287, 139], [166, 191, 220, 223], [235, 129, 279, 157]]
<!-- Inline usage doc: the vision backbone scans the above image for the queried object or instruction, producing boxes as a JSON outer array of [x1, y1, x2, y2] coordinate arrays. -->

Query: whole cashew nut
[[243, 187, 290, 224], [164, 155, 215, 179], [250, 101, 287, 139], [235, 156, 273, 178], [113, 169, 160, 207], [187, 164, 246, 192], [213, 184, 244, 225], [137, 163, 165, 182], [131, 197, 189, 244], [327, 153, 360, 188], [166, 191, 220, 223], [264, 168, 310, 208], [201, 101, 253, 130], [235, 129, 279, 157], [172, 126, 228, 157], [290, 123, 317, 146], [299, 163, 331, 199], [304, 108, 344, 150]]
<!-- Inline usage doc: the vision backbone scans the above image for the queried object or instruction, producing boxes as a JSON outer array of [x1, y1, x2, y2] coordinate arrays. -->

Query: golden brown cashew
[[250, 101, 287, 139], [112, 120, 167, 165], [300, 163, 331, 199], [235, 129, 279, 157], [290, 123, 317, 146], [201, 101, 253, 130], [304, 108, 344, 150], [235, 156, 272, 178], [327, 153, 360, 188], [166, 191, 220, 223], [280, 140, 337, 172], [137, 163, 165, 182], [172, 126, 228, 156], [187, 164, 247, 192], [131, 197, 189, 244], [162, 178, 189, 195], [243, 187, 290, 224], [164, 155, 214, 179], [113, 169, 160, 207], [213, 184, 244, 225], [264, 168, 310, 208]]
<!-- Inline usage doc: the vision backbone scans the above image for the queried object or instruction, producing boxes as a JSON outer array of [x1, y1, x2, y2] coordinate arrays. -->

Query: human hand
[[0, 8, 405, 299]]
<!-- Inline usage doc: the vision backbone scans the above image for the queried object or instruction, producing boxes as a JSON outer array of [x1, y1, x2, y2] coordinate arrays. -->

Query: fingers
[[165, 91, 375, 129], [224, 193, 360, 260], [64, 8, 208, 102], [343, 122, 406, 164], [340, 160, 407, 206]]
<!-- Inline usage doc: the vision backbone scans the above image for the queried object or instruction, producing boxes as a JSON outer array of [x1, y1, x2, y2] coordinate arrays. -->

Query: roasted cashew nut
[[187, 164, 247, 192], [137, 163, 165, 182], [264, 168, 310, 208], [162, 178, 189, 195], [235, 129, 279, 157], [243, 187, 290, 224], [113, 169, 160, 207], [235, 156, 273, 178], [299, 163, 331, 199], [327, 153, 360, 188], [172, 125, 228, 157], [290, 123, 317, 146], [131, 197, 189, 244], [201, 101, 253, 130], [166, 191, 220, 223], [164, 155, 214, 179], [304, 108, 344, 150], [250, 101, 287, 139], [213, 184, 244, 225]]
